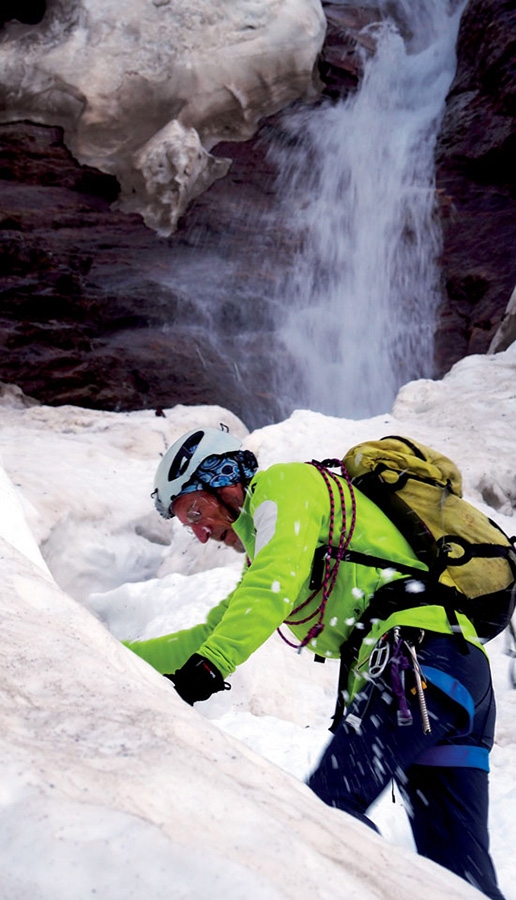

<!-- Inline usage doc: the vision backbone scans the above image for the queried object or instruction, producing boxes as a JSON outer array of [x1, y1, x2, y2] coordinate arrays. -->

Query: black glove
[[165, 653, 230, 705]]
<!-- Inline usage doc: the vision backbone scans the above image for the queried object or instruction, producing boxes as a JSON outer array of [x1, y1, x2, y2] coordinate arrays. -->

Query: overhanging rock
[[0, 0, 326, 235]]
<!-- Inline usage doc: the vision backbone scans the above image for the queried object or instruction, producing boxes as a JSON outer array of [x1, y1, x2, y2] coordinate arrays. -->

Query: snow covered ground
[[1, 343, 515, 899]]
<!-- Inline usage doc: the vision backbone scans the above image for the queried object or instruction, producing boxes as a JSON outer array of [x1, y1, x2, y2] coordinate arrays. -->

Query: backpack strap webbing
[[309, 543, 428, 590], [311, 536, 516, 592]]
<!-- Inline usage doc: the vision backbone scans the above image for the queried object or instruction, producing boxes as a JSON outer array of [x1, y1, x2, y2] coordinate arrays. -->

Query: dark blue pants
[[308, 633, 504, 900]]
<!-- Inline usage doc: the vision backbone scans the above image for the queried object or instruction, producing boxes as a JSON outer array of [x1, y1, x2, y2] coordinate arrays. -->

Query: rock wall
[[0, 1, 365, 428], [0, 0, 515, 427], [435, 0, 516, 372], [0, 119, 291, 426]]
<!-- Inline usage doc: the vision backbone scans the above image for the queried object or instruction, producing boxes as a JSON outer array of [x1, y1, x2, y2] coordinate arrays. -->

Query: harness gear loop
[[276, 460, 357, 650]]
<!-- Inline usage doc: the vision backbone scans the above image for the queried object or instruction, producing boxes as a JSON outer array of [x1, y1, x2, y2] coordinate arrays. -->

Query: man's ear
[[217, 483, 245, 518]]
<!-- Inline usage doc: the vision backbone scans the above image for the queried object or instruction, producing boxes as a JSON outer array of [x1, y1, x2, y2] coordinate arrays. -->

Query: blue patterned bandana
[[181, 450, 258, 497]]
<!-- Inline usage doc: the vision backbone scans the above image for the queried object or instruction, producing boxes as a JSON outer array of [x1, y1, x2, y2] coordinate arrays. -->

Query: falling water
[[271, 0, 466, 419]]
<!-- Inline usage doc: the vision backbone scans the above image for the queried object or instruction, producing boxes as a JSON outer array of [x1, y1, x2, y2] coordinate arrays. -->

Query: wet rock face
[[318, 2, 380, 98], [0, 0, 515, 427], [0, 121, 290, 427], [0, 3, 369, 429], [435, 0, 516, 373]]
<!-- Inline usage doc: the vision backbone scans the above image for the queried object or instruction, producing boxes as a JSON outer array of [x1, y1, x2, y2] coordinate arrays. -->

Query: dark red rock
[[0, 121, 288, 427], [319, 2, 380, 98], [0, 0, 514, 426], [0, 6, 378, 426], [435, 0, 516, 373]]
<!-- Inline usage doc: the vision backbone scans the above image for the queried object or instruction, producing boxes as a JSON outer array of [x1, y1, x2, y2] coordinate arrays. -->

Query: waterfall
[[271, 0, 466, 419]]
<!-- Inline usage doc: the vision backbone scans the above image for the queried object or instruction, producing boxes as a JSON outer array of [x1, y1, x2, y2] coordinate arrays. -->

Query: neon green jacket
[[125, 462, 480, 697]]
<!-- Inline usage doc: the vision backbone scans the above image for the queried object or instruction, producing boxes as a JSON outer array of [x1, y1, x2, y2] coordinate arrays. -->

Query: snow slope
[[0, 344, 515, 899]]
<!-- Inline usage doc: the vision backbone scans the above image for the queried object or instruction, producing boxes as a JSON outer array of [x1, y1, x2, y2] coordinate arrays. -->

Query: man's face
[[172, 490, 244, 551]]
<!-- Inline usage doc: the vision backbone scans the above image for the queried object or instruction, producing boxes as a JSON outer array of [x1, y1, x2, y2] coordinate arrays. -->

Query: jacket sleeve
[[122, 593, 230, 674], [124, 464, 327, 679], [196, 465, 325, 677]]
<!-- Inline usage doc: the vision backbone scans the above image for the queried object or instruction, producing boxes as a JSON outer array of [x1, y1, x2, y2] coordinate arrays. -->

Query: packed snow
[[1, 343, 516, 899]]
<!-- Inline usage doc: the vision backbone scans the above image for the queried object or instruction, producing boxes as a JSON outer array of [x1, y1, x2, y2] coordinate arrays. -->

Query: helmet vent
[[167, 430, 204, 482]]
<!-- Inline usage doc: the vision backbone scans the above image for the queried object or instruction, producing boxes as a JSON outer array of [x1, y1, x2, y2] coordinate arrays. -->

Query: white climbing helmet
[[152, 426, 242, 518]]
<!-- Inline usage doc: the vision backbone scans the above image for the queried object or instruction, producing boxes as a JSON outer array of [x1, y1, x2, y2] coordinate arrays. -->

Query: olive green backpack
[[342, 435, 516, 641]]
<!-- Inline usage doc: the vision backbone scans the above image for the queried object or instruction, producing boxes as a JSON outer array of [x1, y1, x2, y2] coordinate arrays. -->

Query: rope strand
[[277, 460, 357, 650]]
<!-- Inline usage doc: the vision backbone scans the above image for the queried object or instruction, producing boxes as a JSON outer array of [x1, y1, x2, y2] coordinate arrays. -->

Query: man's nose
[[191, 523, 211, 543]]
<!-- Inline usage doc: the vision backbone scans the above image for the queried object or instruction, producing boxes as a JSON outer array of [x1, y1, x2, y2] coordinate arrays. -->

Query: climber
[[124, 425, 505, 900]]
